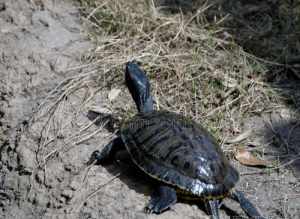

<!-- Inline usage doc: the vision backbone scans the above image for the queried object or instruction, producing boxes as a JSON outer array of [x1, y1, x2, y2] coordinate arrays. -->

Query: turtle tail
[[125, 61, 154, 113]]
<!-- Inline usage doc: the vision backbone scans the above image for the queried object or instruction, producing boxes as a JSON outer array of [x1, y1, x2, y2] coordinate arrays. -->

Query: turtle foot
[[144, 185, 177, 214]]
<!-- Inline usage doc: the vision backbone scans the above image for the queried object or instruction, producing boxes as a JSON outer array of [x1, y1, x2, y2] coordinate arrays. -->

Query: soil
[[0, 0, 299, 219]]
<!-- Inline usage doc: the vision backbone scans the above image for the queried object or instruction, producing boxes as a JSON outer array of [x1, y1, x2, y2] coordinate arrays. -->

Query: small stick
[[76, 173, 121, 212], [241, 156, 300, 175]]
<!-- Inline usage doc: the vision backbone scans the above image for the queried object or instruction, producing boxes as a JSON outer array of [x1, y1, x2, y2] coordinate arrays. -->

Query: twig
[[76, 173, 121, 212], [204, 95, 242, 117], [241, 156, 300, 176], [225, 130, 252, 144]]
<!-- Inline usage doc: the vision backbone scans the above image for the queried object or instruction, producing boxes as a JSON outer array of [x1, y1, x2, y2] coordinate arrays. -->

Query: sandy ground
[[0, 0, 299, 219]]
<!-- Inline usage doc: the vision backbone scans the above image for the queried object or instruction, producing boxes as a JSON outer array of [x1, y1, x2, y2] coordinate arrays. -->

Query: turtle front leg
[[87, 137, 124, 165], [229, 190, 266, 219], [145, 185, 177, 214]]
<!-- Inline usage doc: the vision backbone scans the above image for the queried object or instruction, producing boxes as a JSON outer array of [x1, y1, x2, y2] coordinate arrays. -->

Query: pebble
[[61, 189, 73, 200], [35, 170, 44, 184], [69, 179, 81, 191], [0, 3, 5, 12]]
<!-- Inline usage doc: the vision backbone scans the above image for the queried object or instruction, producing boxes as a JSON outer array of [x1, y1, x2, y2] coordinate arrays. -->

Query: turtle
[[88, 61, 266, 219]]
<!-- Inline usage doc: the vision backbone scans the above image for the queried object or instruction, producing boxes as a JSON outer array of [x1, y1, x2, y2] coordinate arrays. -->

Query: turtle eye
[[183, 161, 190, 169]]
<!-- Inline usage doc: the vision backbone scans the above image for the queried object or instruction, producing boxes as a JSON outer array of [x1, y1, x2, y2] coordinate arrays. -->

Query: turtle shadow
[[99, 156, 244, 218], [86, 110, 151, 194], [93, 143, 154, 194]]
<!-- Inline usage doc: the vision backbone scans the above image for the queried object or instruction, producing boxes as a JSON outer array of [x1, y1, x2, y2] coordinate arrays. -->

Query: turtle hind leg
[[87, 137, 124, 165], [207, 199, 220, 219], [145, 185, 177, 214], [229, 190, 266, 219]]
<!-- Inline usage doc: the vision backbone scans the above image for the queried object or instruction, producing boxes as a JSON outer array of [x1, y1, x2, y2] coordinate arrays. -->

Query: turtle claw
[[144, 206, 154, 214], [87, 137, 125, 166], [144, 199, 172, 214], [145, 186, 177, 214], [144, 202, 162, 214], [86, 150, 101, 166]]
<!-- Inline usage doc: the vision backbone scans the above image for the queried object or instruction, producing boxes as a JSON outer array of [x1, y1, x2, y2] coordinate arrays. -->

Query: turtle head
[[125, 61, 154, 113]]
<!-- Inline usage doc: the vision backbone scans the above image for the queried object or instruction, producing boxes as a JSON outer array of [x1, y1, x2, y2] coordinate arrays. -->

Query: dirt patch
[[0, 0, 299, 219], [0, 0, 92, 218]]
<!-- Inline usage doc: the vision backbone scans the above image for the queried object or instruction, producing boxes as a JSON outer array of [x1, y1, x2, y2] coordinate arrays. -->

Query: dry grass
[[74, 0, 280, 138], [30, 0, 299, 167]]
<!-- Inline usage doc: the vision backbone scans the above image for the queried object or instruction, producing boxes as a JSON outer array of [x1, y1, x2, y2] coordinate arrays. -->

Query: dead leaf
[[235, 148, 269, 167], [108, 88, 121, 101]]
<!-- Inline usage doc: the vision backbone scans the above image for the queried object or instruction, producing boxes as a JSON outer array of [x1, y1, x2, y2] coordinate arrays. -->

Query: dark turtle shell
[[120, 110, 239, 199]]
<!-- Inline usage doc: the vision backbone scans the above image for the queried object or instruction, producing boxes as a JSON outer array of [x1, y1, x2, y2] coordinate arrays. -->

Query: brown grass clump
[[75, 0, 279, 137], [32, 0, 298, 166]]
